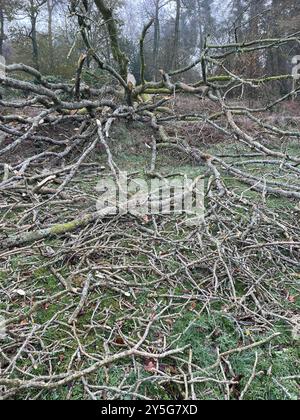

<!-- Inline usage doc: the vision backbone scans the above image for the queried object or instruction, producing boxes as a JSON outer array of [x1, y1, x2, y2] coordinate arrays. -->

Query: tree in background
[[266, 0, 300, 93], [0, 0, 21, 57], [230, 0, 247, 42], [47, 0, 59, 73], [1, 0, 299, 91]]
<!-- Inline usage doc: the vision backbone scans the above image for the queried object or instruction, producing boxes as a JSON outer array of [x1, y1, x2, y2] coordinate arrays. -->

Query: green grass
[[3, 243, 299, 400]]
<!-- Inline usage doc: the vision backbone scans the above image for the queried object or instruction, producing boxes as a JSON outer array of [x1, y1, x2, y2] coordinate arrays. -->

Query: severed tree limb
[[68, 274, 91, 324], [74, 53, 87, 101], [1, 209, 108, 249]]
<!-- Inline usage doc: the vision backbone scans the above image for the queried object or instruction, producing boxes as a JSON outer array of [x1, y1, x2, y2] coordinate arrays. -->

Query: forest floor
[[0, 101, 300, 400]]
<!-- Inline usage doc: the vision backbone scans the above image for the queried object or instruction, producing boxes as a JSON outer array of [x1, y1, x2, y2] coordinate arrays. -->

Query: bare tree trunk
[[94, 0, 129, 82], [31, 15, 39, 70], [153, 0, 160, 81], [171, 0, 181, 70], [196, 0, 204, 52], [29, 0, 40, 71], [232, 0, 245, 42], [47, 0, 54, 73], [0, 7, 4, 57]]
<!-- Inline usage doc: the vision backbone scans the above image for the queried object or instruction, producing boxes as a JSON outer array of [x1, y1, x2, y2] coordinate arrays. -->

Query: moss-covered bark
[[94, 0, 129, 83], [2, 211, 101, 249]]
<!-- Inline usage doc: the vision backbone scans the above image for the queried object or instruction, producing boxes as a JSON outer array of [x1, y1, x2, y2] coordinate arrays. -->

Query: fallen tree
[[0, 6, 299, 245]]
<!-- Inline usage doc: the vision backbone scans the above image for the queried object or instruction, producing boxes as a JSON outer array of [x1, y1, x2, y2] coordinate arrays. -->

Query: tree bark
[[94, 0, 129, 82], [0, 6, 5, 57], [2, 209, 106, 249], [171, 0, 181, 71], [29, 0, 40, 71], [153, 0, 161, 81], [47, 0, 54, 73]]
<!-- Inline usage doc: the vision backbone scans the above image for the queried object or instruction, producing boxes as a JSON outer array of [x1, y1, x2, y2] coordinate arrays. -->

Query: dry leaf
[[144, 359, 156, 372], [114, 336, 125, 345], [189, 301, 197, 311]]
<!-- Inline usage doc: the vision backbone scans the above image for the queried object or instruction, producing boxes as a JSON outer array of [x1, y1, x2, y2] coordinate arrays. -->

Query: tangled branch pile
[[0, 0, 299, 400]]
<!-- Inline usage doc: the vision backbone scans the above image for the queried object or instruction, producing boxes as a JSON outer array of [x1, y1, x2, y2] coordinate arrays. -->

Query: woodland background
[[1, 0, 299, 90]]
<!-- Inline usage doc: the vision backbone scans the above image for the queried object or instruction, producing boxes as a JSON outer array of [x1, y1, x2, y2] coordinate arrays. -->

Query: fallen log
[[1, 209, 106, 249]]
